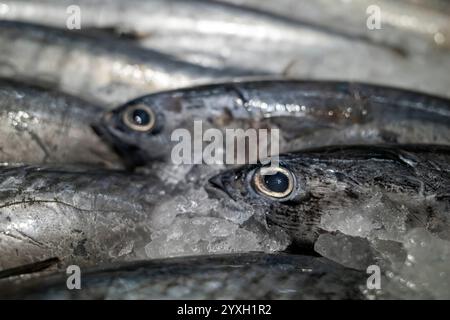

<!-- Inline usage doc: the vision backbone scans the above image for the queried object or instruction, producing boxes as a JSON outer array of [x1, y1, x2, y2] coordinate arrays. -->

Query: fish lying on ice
[[207, 144, 450, 247], [0, 253, 368, 300], [0, 165, 289, 270], [0, 165, 171, 270], [94, 80, 450, 168], [0, 79, 122, 167], [0, 21, 255, 108]]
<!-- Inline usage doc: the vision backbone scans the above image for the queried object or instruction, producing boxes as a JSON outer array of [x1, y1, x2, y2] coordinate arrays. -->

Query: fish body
[[1, 0, 448, 52], [95, 80, 450, 168], [2, 1, 450, 97], [0, 0, 410, 45], [208, 144, 450, 247], [0, 166, 167, 270], [0, 253, 368, 299], [0, 165, 288, 270], [218, 0, 450, 52], [0, 21, 252, 107], [0, 79, 122, 167]]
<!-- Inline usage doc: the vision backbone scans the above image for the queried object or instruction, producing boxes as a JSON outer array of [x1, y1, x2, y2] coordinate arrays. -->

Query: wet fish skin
[[0, 164, 292, 271], [0, 165, 174, 270], [0, 21, 255, 108], [1, 0, 446, 53], [208, 144, 450, 247], [3, 1, 450, 98], [0, 79, 122, 168], [0, 258, 59, 280], [0, 253, 368, 299], [0, 0, 402, 46], [217, 0, 450, 51], [3, 2, 450, 99], [95, 80, 450, 168], [403, 0, 450, 13]]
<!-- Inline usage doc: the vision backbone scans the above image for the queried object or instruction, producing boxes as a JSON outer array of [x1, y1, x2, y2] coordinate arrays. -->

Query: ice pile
[[382, 228, 450, 299], [314, 233, 377, 270], [314, 227, 450, 299], [144, 179, 290, 259], [311, 185, 450, 299], [318, 191, 412, 243]]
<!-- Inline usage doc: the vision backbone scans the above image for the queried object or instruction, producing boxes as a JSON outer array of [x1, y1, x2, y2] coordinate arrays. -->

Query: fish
[[94, 80, 450, 169], [0, 21, 255, 108], [0, 165, 290, 271], [218, 0, 450, 52], [0, 258, 59, 280], [0, 165, 171, 270], [405, 0, 450, 13], [2, 1, 450, 98], [0, 0, 413, 48], [134, 30, 450, 102], [0, 79, 123, 167], [0, 253, 368, 299], [0, 0, 446, 54], [207, 144, 450, 248]]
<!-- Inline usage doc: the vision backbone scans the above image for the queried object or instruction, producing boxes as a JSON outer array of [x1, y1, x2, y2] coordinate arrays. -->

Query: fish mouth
[[91, 120, 111, 143], [209, 174, 225, 190], [91, 122, 146, 170], [205, 174, 235, 201]]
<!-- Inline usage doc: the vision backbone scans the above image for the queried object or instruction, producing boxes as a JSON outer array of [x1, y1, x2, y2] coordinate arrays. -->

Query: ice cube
[[383, 228, 450, 299], [314, 232, 376, 270]]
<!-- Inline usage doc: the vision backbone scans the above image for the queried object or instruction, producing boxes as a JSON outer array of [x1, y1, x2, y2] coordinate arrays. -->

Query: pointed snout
[[208, 174, 225, 190]]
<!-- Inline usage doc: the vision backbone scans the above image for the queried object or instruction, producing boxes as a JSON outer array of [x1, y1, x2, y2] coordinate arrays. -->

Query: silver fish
[[0, 166, 169, 270], [405, 0, 450, 13], [2, 1, 450, 98], [0, 21, 255, 108], [0, 0, 413, 47], [0, 79, 122, 167], [94, 80, 450, 168], [208, 144, 450, 247], [218, 0, 450, 52], [0, 165, 289, 270], [0, 253, 368, 300], [0, 0, 446, 53]]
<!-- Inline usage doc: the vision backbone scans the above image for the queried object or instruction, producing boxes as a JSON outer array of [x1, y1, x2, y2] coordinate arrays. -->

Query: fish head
[[93, 93, 186, 168], [208, 160, 309, 207], [208, 154, 362, 246], [93, 86, 261, 169]]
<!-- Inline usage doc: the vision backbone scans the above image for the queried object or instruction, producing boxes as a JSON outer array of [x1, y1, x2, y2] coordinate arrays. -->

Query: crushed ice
[[144, 164, 290, 259], [316, 188, 449, 299]]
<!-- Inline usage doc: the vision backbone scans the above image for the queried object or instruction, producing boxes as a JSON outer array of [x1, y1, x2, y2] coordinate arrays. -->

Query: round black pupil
[[132, 109, 150, 126], [263, 172, 289, 193]]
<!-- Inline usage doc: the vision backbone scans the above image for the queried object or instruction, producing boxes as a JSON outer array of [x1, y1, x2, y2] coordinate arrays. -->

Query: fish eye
[[253, 166, 295, 199], [122, 104, 156, 132]]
